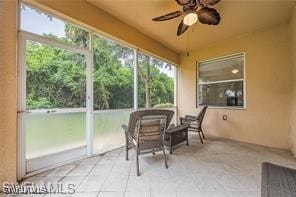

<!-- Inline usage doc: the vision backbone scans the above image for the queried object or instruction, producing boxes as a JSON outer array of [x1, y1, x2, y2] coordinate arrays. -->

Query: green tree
[[26, 39, 86, 109], [138, 53, 174, 108], [26, 23, 174, 110]]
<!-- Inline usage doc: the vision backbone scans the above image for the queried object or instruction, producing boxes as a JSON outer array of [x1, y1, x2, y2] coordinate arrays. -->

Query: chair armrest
[[185, 115, 198, 121], [180, 117, 187, 125], [121, 124, 128, 133], [168, 124, 176, 129]]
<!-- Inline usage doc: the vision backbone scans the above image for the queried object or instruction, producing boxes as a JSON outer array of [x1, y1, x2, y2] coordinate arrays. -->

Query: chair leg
[[201, 129, 205, 139], [125, 143, 129, 160], [152, 147, 155, 155], [162, 146, 168, 169], [136, 150, 140, 176], [198, 132, 204, 144]]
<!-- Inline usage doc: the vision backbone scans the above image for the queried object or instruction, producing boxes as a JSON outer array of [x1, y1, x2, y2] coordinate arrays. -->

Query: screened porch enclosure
[[19, 4, 177, 177]]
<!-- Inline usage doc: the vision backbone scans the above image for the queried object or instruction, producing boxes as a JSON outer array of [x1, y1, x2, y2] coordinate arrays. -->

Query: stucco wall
[[178, 23, 292, 149], [289, 7, 296, 156], [0, 0, 18, 184]]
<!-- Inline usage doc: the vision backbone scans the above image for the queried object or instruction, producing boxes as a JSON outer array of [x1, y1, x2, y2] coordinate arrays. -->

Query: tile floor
[[20, 134, 296, 197]]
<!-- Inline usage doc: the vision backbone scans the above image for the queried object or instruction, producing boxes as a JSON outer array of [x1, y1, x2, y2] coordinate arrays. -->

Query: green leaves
[[26, 24, 174, 110]]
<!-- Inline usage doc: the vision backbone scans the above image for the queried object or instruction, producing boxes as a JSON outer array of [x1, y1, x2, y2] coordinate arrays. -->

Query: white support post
[[86, 34, 94, 157], [17, 32, 27, 180], [133, 49, 138, 110], [174, 66, 178, 124]]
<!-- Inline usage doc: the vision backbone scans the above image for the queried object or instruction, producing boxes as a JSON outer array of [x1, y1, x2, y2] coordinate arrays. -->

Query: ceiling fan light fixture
[[183, 13, 198, 26], [232, 69, 239, 74], [152, 0, 222, 36]]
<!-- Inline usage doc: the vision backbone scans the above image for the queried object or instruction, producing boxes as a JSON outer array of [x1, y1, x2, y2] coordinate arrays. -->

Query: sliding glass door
[[18, 34, 91, 173]]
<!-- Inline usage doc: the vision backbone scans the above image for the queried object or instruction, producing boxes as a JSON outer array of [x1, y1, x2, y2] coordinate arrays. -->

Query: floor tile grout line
[[64, 155, 104, 193], [79, 154, 111, 193], [24, 168, 54, 184], [149, 173, 152, 197], [57, 163, 79, 183], [96, 191, 100, 197], [122, 174, 130, 197], [98, 148, 124, 193], [122, 156, 133, 197]]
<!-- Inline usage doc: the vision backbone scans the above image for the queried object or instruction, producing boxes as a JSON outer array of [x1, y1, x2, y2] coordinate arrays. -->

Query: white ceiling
[[87, 0, 296, 53]]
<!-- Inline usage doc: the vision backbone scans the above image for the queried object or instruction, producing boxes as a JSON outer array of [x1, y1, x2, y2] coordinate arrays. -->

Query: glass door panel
[[23, 40, 87, 170], [25, 112, 86, 159], [92, 35, 134, 154], [93, 109, 132, 154]]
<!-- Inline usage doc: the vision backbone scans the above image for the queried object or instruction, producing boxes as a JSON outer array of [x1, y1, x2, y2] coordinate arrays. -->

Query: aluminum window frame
[[196, 52, 247, 110]]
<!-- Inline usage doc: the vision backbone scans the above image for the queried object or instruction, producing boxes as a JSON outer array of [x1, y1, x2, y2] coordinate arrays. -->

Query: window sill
[[198, 106, 246, 110]]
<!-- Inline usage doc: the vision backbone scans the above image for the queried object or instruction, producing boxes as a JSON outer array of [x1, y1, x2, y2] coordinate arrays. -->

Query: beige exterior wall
[[289, 7, 296, 156], [23, 0, 179, 65], [0, 0, 18, 184], [178, 23, 293, 149]]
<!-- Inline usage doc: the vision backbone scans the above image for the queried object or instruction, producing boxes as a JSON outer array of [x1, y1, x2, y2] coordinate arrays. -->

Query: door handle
[[46, 110, 57, 113], [17, 110, 30, 114]]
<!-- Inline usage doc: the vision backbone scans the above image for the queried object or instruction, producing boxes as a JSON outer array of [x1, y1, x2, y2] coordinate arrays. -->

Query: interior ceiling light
[[152, 0, 222, 36], [232, 69, 239, 74], [183, 13, 198, 26]]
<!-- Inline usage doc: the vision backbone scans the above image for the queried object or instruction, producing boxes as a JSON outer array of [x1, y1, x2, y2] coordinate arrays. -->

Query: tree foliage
[[26, 23, 174, 110]]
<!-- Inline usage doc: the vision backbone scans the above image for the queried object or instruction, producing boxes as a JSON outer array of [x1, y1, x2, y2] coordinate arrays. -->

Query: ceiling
[[87, 0, 296, 54]]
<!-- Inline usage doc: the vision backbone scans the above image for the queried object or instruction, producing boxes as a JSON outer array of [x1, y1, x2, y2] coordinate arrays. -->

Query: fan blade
[[198, 7, 221, 25], [183, 0, 198, 11], [152, 11, 183, 21], [200, 0, 221, 6], [176, 0, 193, 6], [177, 21, 189, 36]]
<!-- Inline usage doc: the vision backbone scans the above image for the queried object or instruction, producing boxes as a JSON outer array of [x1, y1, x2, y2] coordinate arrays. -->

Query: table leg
[[170, 135, 173, 154]]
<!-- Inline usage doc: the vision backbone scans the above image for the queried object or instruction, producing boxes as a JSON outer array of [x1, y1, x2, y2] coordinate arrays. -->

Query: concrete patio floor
[[21, 133, 296, 197]]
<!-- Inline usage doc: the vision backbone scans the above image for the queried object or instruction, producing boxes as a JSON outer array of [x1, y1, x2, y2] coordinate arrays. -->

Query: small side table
[[163, 124, 189, 154]]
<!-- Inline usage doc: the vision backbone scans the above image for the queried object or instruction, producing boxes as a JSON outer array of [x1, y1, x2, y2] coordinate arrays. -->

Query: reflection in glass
[[199, 81, 244, 107], [199, 55, 244, 83]]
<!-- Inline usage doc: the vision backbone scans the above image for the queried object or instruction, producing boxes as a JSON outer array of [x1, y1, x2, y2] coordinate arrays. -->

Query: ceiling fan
[[152, 0, 222, 36]]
